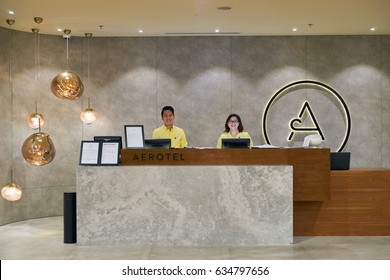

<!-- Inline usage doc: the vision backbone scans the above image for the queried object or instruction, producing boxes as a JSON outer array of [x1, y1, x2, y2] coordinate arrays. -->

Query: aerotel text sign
[[132, 151, 185, 161], [262, 80, 351, 152]]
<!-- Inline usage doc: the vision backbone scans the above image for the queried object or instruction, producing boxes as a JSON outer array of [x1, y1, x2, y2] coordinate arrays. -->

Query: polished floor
[[0, 216, 389, 260]]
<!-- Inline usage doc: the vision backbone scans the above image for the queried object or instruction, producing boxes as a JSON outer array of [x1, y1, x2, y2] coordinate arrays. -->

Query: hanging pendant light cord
[[8, 24, 14, 182], [35, 30, 38, 112], [66, 36, 69, 70]]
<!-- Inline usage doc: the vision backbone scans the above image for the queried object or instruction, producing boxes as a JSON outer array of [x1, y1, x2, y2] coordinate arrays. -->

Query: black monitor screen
[[221, 138, 250, 149], [94, 136, 122, 151], [144, 139, 171, 149], [330, 152, 350, 170]]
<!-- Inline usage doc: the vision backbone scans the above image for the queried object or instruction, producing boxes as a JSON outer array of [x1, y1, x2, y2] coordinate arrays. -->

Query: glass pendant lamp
[[51, 29, 84, 100], [28, 22, 45, 129], [80, 98, 97, 124], [2, 19, 22, 202], [80, 33, 97, 124], [28, 102, 45, 129], [2, 182, 22, 202]]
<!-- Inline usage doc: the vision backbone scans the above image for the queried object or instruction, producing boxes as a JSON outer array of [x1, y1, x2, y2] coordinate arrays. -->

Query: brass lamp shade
[[21, 132, 56, 166], [2, 182, 22, 202], [80, 108, 97, 124], [51, 70, 84, 100], [28, 112, 45, 129]]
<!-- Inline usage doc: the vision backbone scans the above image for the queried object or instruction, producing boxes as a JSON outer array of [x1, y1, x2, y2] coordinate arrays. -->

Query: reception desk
[[76, 148, 332, 245], [77, 165, 293, 246]]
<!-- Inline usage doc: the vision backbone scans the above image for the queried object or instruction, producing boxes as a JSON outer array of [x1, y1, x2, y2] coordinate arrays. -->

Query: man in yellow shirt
[[152, 106, 188, 148]]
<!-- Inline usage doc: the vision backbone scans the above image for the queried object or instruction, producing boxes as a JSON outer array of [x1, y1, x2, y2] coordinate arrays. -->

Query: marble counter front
[[76, 165, 293, 246]]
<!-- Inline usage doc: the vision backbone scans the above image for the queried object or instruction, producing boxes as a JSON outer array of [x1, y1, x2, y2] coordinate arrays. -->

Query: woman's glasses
[[228, 120, 239, 124]]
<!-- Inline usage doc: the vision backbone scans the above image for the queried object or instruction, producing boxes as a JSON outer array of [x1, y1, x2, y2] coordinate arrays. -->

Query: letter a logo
[[288, 101, 325, 141]]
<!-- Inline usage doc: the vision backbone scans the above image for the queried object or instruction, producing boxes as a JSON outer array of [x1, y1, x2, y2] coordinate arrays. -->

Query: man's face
[[162, 110, 175, 128]]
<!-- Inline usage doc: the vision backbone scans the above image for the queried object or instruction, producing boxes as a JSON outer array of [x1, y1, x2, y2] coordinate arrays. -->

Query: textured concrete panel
[[77, 166, 293, 246], [307, 36, 382, 166]]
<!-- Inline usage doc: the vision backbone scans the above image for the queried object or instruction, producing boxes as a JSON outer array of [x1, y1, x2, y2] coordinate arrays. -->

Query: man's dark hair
[[161, 106, 175, 117]]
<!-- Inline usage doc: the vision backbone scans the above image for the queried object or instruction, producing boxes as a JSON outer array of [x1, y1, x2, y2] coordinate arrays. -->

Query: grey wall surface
[[0, 27, 389, 225]]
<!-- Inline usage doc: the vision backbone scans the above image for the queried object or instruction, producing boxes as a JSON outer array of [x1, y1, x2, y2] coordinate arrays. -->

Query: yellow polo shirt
[[152, 125, 188, 148], [217, 131, 253, 149]]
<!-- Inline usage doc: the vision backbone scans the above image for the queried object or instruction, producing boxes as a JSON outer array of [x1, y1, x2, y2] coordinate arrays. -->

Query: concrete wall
[[0, 27, 389, 225]]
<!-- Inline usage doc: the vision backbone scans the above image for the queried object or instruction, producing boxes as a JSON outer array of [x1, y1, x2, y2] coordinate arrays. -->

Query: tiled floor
[[1, 216, 389, 260]]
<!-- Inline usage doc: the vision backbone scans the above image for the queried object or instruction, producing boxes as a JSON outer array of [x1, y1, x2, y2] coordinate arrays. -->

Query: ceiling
[[1, 0, 389, 37]]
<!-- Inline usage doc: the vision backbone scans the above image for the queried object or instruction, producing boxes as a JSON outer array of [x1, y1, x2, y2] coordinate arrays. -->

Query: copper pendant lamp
[[21, 124, 56, 166], [51, 29, 84, 100]]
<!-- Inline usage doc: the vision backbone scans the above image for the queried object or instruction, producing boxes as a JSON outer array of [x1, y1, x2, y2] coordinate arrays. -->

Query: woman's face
[[227, 116, 239, 131]]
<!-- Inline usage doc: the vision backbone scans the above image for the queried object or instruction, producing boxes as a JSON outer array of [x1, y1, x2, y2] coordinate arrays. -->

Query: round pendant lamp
[[80, 98, 97, 124], [21, 130, 56, 166], [2, 182, 22, 202], [28, 112, 45, 129], [28, 102, 45, 129], [51, 29, 84, 100]]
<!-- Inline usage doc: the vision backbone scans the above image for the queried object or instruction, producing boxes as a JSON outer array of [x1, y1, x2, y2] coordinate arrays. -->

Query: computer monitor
[[93, 136, 122, 151], [221, 138, 250, 149], [144, 139, 171, 149]]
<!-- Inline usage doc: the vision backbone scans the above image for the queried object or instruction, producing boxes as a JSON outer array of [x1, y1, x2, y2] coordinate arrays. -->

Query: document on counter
[[252, 144, 280, 148], [80, 141, 100, 165], [101, 142, 119, 165]]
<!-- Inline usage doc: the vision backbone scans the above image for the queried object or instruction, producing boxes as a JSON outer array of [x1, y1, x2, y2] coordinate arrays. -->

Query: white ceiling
[[1, 0, 389, 37]]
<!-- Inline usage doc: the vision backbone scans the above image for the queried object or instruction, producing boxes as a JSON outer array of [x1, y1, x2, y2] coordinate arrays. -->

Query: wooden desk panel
[[121, 148, 330, 201], [294, 169, 390, 236]]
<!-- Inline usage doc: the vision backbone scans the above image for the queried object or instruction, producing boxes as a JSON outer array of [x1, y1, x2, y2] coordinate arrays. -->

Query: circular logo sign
[[262, 80, 351, 152]]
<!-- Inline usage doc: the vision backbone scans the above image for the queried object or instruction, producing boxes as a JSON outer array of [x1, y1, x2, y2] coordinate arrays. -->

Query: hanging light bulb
[[28, 101, 45, 129], [2, 182, 22, 202], [81, 98, 97, 124], [3, 19, 23, 202], [28, 112, 45, 129], [51, 29, 84, 100], [22, 119, 56, 166]]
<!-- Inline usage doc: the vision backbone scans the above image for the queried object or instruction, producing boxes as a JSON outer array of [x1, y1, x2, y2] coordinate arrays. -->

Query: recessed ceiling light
[[292, 28, 298, 32], [57, 28, 62, 32], [215, 29, 220, 33], [370, 27, 376, 31], [8, 11, 15, 15], [138, 29, 143, 33], [217, 7, 232, 10]]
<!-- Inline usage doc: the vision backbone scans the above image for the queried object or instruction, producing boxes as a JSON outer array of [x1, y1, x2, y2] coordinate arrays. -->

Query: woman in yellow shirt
[[217, 113, 253, 148]]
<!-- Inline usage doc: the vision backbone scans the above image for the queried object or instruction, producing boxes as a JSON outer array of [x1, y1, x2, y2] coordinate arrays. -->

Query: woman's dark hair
[[161, 105, 174, 117], [224, 113, 244, 132]]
